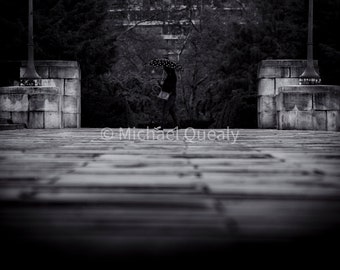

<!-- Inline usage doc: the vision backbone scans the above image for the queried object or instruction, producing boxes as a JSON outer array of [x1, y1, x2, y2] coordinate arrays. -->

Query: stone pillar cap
[[0, 86, 60, 95], [278, 85, 340, 94], [259, 59, 318, 68], [20, 60, 79, 67]]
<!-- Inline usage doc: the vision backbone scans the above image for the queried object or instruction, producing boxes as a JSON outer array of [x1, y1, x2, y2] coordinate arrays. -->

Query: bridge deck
[[1, 128, 340, 264]]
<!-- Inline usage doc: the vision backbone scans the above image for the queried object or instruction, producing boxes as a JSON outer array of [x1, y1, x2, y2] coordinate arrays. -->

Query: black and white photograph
[[0, 0, 340, 267]]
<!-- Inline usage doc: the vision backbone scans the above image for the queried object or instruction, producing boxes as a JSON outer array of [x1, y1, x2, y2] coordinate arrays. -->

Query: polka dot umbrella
[[148, 58, 183, 71]]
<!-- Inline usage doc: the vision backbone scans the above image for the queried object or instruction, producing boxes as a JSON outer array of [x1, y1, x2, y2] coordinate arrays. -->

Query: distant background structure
[[0, 0, 339, 129], [107, 0, 244, 59]]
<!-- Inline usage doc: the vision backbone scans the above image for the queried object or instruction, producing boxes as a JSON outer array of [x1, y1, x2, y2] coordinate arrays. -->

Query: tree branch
[[234, 0, 247, 12], [116, 13, 159, 40], [178, 31, 191, 57]]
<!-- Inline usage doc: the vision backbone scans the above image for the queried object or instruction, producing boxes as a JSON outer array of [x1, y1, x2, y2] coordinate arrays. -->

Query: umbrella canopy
[[149, 58, 183, 71]]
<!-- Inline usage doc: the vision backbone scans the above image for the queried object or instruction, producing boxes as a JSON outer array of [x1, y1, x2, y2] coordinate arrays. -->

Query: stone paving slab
[[0, 128, 340, 262]]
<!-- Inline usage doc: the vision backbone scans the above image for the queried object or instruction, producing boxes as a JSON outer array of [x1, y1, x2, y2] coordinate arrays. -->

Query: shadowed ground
[[0, 128, 340, 266]]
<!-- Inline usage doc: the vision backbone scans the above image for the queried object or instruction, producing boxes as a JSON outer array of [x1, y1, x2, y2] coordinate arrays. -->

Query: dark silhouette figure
[[161, 66, 179, 128]]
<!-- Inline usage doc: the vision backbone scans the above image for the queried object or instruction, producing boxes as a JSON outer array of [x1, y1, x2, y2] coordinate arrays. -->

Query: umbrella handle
[[161, 70, 166, 82]]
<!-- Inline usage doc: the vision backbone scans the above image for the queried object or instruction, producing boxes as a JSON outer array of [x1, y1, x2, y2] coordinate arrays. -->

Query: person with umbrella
[[149, 58, 182, 130]]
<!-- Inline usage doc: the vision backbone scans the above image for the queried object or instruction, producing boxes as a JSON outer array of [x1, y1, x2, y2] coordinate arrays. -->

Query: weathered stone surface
[[63, 113, 77, 128], [63, 95, 78, 114], [77, 97, 81, 115], [258, 112, 276, 129], [258, 60, 318, 79], [45, 112, 61, 128], [258, 96, 276, 113], [65, 79, 81, 96], [3, 61, 81, 129], [77, 113, 81, 128], [36, 66, 50, 78], [278, 111, 320, 130], [327, 111, 340, 131], [22, 60, 79, 67], [275, 78, 299, 95], [312, 111, 327, 131], [258, 59, 318, 68], [20, 66, 49, 78], [41, 79, 65, 95], [29, 94, 60, 112], [277, 111, 297, 130], [296, 111, 314, 130], [28, 112, 44, 129], [290, 67, 306, 78], [277, 86, 340, 128], [0, 94, 28, 112], [0, 86, 63, 128], [50, 67, 80, 79], [11, 112, 28, 125], [0, 86, 59, 95], [278, 111, 314, 130], [0, 111, 11, 119], [258, 79, 275, 96], [0, 61, 81, 129], [258, 66, 290, 79], [279, 85, 340, 94], [276, 92, 312, 111], [282, 113, 336, 132], [314, 92, 340, 111], [276, 85, 340, 131]]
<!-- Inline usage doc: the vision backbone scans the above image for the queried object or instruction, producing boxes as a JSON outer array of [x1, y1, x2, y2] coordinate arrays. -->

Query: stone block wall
[[20, 61, 81, 128], [257, 60, 319, 128], [276, 85, 340, 131], [0, 86, 61, 128]]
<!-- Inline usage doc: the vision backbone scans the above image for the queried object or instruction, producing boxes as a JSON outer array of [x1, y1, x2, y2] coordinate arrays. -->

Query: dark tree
[[1, 0, 339, 128]]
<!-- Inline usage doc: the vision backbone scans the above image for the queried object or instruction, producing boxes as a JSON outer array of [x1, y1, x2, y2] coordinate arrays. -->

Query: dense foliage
[[180, 0, 308, 128], [0, 0, 339, 128]]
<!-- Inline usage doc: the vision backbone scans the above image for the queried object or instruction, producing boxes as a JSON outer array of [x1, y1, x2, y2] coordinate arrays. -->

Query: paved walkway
[[0, 128, 340, 262]]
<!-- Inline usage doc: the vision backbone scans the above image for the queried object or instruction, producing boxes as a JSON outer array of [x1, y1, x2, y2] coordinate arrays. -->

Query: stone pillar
[[20, 60, 81, 128], [276, 85, 340, 131], [0, 86, 61, 128], [257, 60, 318, 128]]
